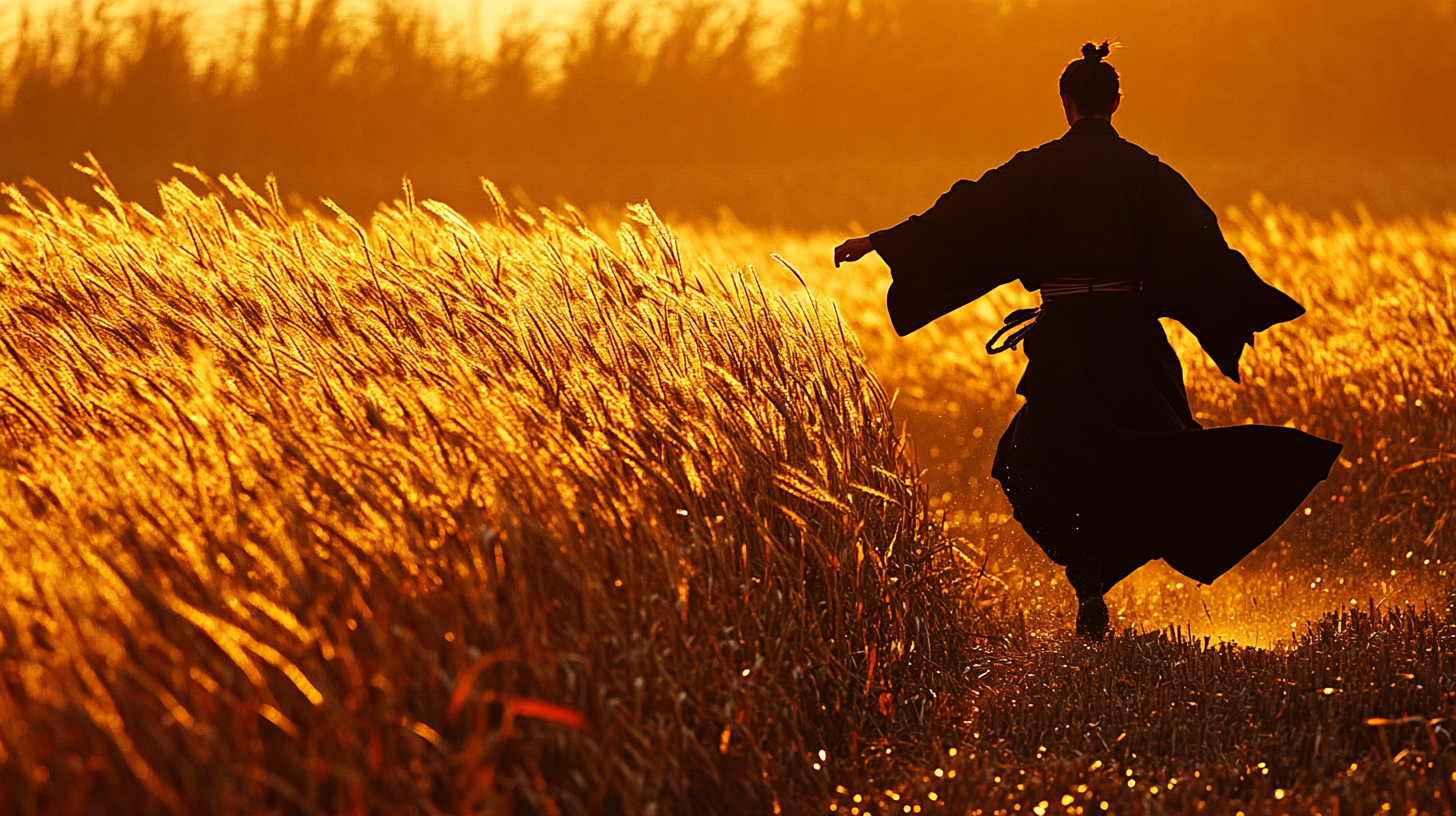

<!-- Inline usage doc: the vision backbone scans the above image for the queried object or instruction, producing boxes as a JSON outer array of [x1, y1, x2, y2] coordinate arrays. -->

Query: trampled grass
[[0, 162, 1451, 813], [833, 604, 1456, 815]]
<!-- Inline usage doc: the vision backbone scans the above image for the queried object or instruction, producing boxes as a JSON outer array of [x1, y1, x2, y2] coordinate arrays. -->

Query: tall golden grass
[[1, 0, 1453, 224], [0, 157, 1452, 812], [0, 159, 980, 813]]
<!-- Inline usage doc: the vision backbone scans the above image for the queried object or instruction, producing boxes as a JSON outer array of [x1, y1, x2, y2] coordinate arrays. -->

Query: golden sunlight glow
[[0, 0, 1452, 810]]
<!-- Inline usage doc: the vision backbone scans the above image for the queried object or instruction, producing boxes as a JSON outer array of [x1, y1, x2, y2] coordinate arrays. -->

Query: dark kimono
[[870, 118, 1342, 593]]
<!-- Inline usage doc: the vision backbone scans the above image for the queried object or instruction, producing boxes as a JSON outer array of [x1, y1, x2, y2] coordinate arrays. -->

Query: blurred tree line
[[1, 0, 1453, 225]]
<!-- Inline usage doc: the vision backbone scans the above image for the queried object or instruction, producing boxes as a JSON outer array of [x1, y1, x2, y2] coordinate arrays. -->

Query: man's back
[[1014, 117, 1161, 286]]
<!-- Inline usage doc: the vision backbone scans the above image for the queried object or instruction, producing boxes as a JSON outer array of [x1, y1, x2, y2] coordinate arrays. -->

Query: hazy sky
[[18, 0, 588, 23], [11, 0, 806, 63], [392, 0, 589, 32], [11, 0, 810, 65], [16, 0, 594, 45]]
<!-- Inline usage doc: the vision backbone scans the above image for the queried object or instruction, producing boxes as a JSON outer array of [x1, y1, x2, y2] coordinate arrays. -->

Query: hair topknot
[[1081, 41, 1111, 62], [1060, 40, 1119, 115]]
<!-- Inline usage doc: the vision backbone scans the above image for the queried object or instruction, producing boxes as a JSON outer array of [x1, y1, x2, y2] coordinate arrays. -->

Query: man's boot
[[1066, 556, 1109, 641]]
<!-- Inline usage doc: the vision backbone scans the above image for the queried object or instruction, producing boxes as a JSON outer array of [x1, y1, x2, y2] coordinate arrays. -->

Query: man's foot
[[1076, 596, 1109, 641]]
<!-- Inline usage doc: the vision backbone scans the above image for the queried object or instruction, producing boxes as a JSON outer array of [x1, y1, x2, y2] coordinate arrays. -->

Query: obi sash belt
[[985, 278, 1144, 354]]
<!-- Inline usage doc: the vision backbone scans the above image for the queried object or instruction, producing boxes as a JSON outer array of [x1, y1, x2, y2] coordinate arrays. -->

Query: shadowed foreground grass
[[833, 602, 1456, 815]]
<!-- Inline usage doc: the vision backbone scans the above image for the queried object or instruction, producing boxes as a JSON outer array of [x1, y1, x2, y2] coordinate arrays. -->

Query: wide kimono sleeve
[[1146, 162, 1305, 382], [869, 154, 1037, 336]]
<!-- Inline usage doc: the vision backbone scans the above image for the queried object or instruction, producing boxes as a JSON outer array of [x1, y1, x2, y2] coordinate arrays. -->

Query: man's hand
[[834, 236, 875, 267]]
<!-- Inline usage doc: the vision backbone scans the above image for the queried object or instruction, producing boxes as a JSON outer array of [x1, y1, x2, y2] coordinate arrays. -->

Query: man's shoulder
[[978, 141, 1055, 181], [1006, 140, 1055, 166]]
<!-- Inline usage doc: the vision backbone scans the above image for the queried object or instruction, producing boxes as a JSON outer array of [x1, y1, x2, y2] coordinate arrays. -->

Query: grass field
[[676, 201, 1456, 643], [0, 162, 1450, 813]]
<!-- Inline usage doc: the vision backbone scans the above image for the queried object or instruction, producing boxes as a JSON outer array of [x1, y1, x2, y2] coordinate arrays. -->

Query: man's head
[[1059, 41, 1121, 124]]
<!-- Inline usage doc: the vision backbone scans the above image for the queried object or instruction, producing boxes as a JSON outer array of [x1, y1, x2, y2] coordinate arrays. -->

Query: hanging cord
[[986, 279, 1142, 355], [985, 307, 1041, 354]]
